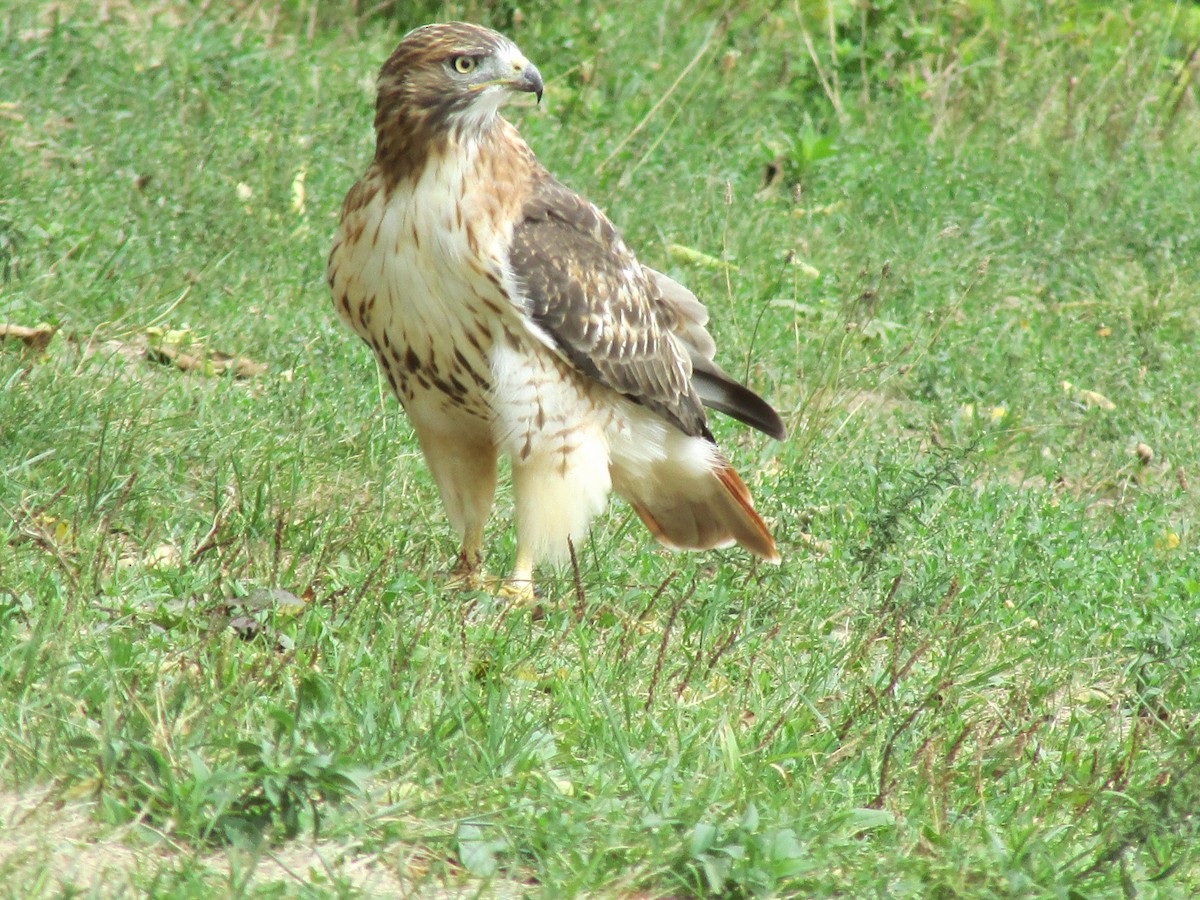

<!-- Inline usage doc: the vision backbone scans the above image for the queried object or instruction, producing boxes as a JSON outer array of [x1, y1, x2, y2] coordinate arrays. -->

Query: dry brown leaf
[[207, 348, 268, 378], [118, 542, 182, 571], [0, 323, 57, 353], [1060, 380, 1116, 411], [84, 337, 146, 368], [146, 338, 266, 378]]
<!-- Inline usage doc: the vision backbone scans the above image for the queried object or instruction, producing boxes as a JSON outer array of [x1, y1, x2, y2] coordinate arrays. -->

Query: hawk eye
[[451, 56, 477, 74]]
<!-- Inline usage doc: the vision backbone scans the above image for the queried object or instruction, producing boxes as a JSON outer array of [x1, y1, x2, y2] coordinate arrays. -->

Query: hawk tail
[[714, 463, 780, 562], [626, 460, 780, 564], [692, 363, 787, 441]]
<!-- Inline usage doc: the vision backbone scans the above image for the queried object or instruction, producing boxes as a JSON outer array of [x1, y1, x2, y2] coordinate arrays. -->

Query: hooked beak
[[507, 59, 543, 104], [467, 54, 544, 104]]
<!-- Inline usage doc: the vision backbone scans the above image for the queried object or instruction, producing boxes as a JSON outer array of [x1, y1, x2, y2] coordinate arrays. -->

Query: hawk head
[[373, 22, 542, 177]]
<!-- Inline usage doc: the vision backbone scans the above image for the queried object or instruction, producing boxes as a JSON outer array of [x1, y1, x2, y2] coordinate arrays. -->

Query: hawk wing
[[645, 266, 787, 441], [508, 174, 785, 442], [509, 175, 709, 439]]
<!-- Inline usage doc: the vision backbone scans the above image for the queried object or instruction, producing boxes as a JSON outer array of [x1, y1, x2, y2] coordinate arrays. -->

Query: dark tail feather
[[692, 362, 787, 441]]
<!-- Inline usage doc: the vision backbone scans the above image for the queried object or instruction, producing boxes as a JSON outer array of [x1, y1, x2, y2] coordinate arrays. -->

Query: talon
[[448, 550, 489, 591], [451, 549, 481, 575], [447, 569, 491, 592], [497, 579, 538, 605]]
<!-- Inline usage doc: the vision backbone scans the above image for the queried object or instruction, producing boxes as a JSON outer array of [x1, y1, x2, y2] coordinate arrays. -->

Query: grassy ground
[[2, 0, 1199, 896]]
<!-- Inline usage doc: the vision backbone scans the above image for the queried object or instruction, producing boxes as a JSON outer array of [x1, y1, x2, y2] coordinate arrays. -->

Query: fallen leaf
[[118, 542, 182, 570], [666, 243, 738, 271], [145, 326, 266, 378], [291, 167, 307, 215], [455, 823, 508, 877], [147, 543, 182, 568], [1060, 380, 1116, 411], [222, 588, 305, 651], [0, 323, 57, 352], [1077, 388, 1115, 410], [798, 532, 832, 554], [228, 588, 307, 614]]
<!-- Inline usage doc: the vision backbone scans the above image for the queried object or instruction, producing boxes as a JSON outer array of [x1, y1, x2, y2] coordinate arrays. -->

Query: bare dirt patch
[[0, 785, 532, 897]]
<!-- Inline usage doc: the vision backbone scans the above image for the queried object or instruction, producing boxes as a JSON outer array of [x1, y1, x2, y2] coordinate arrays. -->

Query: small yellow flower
[[1156, 530, 1181, 551]]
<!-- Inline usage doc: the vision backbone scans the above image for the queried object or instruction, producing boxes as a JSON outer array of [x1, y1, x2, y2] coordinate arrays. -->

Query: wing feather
[[508, 175, 785, 442], [645, 268, 786, 441], [509, 175, 711, 439]]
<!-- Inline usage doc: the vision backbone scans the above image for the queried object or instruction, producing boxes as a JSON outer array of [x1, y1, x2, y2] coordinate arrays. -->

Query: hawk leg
[[412, 423, 498, 591], [504, 424, 611, 599]]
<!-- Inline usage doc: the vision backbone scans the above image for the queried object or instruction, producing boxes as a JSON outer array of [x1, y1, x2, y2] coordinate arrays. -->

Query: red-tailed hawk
[[328, 22, 785, 597]]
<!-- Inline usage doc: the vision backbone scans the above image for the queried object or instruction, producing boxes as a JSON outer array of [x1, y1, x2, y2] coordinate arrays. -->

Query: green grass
[[2, 0, 1199, 896]]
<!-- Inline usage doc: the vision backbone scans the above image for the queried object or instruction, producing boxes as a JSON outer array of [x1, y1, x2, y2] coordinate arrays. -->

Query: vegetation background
[[1, 0, 1198, 895]]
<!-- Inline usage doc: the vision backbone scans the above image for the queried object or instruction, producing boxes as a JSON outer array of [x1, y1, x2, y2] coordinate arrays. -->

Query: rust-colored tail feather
[[625, 461, 780, 564], [713, 464, 780, 562]]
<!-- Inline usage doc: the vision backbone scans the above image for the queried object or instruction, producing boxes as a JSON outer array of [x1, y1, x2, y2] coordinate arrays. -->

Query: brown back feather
[[510, 174, 712, 439]]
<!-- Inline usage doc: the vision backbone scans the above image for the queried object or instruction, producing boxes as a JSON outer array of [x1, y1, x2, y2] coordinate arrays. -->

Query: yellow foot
[[496, 578, 538, 605]]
